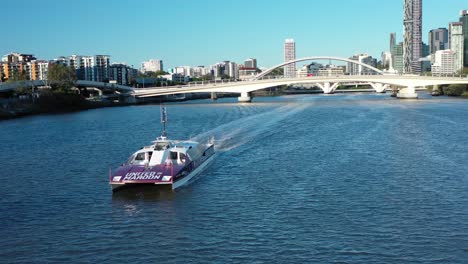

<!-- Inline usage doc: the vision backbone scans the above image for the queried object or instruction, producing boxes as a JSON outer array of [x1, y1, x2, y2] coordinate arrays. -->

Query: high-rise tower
[[449, 22, 464, 73], [390, 33, 396, 52], [429, 28, 449, 54], [460, 10, 468, 67], [403, 0, 422, 74], [284, 39, 296, 78]]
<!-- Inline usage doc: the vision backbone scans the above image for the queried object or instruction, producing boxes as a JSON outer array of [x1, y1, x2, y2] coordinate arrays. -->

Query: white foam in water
[[193, 103, 308, 152]]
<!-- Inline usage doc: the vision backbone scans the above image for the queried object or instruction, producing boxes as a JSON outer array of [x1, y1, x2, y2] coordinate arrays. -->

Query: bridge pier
[[238, 91, 252, 103], [316, 82, 339, 94], [397, 85, 418, 99], [211, 92, 217, 100], [370, 83, 388, 93]]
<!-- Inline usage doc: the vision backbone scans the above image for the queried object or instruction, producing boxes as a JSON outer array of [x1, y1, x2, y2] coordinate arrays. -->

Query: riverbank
[[0, 93, 126, 120], [0, 92, 227, 120]]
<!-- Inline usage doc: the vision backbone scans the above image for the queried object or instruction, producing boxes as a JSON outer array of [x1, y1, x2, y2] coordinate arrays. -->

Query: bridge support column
[[317, 82, 339, 94], [397, 85, 418, 99], [238, 91, 252, 103], [370, 83, 388, 93], [211, 92, 217, 100]]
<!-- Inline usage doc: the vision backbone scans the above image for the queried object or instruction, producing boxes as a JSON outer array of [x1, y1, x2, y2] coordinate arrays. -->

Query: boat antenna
[[160, 105, 167, 138]]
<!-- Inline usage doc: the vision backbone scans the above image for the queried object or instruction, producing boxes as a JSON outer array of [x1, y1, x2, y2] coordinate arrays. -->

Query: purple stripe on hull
[[110, 164, 184, 183]]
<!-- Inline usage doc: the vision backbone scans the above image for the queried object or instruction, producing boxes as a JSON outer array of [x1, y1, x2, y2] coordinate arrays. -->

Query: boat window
[[126, 154, 136, 164], [147, 152, 153, 161], [170, 151, 178, 160], [135, 152, 145, 161], [180, 153, 186, 163], [155, 142, 168, 151]]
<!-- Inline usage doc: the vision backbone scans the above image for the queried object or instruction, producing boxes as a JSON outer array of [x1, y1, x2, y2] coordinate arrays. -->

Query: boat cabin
[[126, 140, 199, 167]]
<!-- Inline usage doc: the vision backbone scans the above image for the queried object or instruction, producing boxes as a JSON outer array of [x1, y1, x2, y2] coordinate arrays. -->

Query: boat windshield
[[155, 142, 169, 151], [125, 152, 146, 165], [135, 152, 145, 161]]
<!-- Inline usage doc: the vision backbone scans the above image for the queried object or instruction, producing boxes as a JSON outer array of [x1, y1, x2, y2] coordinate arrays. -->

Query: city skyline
[[1, 0, 465, 68]]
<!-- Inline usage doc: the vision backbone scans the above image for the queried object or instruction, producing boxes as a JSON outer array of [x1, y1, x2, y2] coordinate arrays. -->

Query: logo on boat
[[123, 171, 163, 181]]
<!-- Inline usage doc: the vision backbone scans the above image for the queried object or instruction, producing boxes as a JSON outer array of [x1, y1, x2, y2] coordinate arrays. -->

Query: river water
[[1, 93, 467, 263]]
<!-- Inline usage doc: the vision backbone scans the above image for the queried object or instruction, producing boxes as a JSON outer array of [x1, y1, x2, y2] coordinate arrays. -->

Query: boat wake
[[193, 102, 307, 152]]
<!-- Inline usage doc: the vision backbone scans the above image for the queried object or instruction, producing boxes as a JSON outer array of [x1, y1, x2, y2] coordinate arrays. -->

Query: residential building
[[1, 52, 37, 80], [296, 65, 309, 78], [211, 63, 225, 79], [449, 22, 464, 73], [28, 60, 49, 80], [210, 61, 239, 79], [431, 50, 455, 75], [238, 67, 258, 80], [53, 56, 68, 66], [226, 62, 238, 80], [109, 63, 132, 85], [347, 54, 377, 75], [403, 0, 422, 73], [428, 28, 449, 54], [83, 55, 110, 82], [54, 55, 110, 82], [81, 56, 95, 81], [192, 66, 210, 78], [173, 67, 183, 75], [171, 66, 193, 77], [68, 55, 84, 79], [244, 58, 257, 69], [161, 73, 189, 83], [284, 39, 296, 78], [94, 55, 110, 82], [311, 64, 345, 77], [1, 52, 36, 63], [460, 10, 468, 67], [0, 62, 4, 82], [141, 59, 163, 73], [2, 63, 25, 80]]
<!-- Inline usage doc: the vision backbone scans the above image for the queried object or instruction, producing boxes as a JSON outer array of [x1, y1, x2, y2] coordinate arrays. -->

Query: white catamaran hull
[[173, 153, 216, 189]]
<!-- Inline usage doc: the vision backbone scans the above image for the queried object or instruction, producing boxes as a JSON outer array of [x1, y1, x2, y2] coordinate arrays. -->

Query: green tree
[[7, 68, 28, 82], [444, 84, 467, 96], [139, 70, 169, 78], [265, 67, 284, 77], [13, 84, 31, 96], [47, 63, 77, 92], [192, 74, 213, 81], [376, 61, 384, 70], [154, 70, 168, 76]]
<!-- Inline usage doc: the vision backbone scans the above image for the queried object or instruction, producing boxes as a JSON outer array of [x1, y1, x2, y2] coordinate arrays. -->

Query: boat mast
[[160, 105, 167, 138]]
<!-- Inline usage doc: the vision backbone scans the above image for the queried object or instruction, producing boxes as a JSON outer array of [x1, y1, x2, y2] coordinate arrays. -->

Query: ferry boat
[[431, 89, 440, 96], [109, 107, 215, 192]]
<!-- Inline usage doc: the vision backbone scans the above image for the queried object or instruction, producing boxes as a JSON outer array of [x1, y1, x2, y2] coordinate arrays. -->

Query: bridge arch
[[254, 56, 384, 80]]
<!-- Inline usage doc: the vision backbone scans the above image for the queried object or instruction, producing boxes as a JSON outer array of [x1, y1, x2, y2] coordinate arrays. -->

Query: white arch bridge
[[134, 56, 468, 102]]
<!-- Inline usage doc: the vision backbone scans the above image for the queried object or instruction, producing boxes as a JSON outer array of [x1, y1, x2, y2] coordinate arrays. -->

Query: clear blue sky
[[1, 0, 465, 68]]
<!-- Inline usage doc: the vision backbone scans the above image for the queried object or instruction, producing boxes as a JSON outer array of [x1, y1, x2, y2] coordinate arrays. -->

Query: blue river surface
[[1, 93, 468, 263]]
